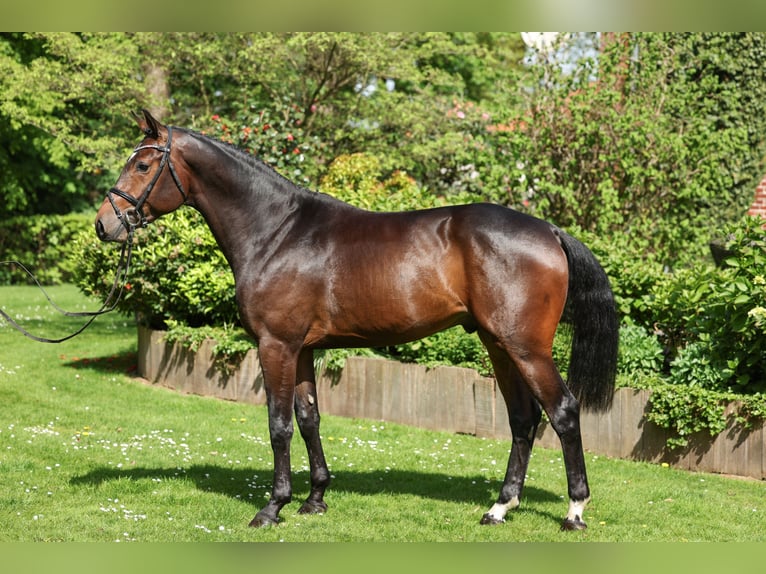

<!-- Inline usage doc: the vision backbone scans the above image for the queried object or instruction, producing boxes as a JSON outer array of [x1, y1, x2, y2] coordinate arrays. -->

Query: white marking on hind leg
[[485, 496, 520, 523], [565, 497, 590, 523]]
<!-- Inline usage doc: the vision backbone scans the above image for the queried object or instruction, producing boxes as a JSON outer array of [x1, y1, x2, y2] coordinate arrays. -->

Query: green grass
[[1, 284, 764, 542]]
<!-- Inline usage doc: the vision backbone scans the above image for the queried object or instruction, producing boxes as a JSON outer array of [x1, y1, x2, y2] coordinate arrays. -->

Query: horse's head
[[95, 109, 189, 242]]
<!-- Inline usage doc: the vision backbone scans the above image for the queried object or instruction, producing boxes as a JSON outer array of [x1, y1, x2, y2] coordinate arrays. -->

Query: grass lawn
[[1, 284, 764, 542]]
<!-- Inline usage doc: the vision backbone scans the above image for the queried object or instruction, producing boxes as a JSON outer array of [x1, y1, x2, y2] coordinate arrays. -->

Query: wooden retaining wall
[[137, 327, 765, 480]]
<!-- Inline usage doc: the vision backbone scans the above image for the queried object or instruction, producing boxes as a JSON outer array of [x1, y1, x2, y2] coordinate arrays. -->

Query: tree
[[1, 33, 527, 215], [158, 32, 526, 195], [500, 33, 766, 264], [0, 33, 147, 217]]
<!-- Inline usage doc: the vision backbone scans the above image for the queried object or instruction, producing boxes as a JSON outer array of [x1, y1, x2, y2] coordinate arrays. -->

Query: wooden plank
[[318, 358, 351, 418], [234, 350, 264, 405], [707, 404, 741, 476], [427, 366, 476, 435], [413, 366, 439, 430], [394, 362, 420, 427], [338, 357, 367, 419], [602, 388, 623, 457], [359, 358, 384, 421], [381, 360, 404, 424], [721, 414, 764, 479], [492, 387, 513, 441], [579, 403, 601, 454], [761, 423, 766, 479], [629, 389, 671, 465], [620, 389, 648, 460], [473, 378, 496, 438], [137, 326, 149, 378]]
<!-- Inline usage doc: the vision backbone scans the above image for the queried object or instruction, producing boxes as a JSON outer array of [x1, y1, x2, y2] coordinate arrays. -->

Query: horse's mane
[[179, 127, 359, 215], [185, 128, 314, 194]]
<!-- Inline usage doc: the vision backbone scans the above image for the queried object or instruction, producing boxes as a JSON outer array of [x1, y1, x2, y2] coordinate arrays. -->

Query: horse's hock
[[137, 326, 766, 480]]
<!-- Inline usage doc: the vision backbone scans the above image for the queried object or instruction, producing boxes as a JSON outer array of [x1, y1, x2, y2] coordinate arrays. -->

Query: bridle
[[107, 125, 188, 233], [0, 126, 188, 344]]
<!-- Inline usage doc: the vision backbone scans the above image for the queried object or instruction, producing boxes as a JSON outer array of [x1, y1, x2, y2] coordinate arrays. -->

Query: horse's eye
[[136, 162, 150, 173]]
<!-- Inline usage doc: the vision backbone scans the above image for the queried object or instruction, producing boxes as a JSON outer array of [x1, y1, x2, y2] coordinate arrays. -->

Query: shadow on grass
[[61, 348, 138, 376], [70, 464, 564, 526]]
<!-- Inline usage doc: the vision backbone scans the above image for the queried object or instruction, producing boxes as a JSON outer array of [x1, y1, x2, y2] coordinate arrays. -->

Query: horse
[[95, 109, 619, 531]]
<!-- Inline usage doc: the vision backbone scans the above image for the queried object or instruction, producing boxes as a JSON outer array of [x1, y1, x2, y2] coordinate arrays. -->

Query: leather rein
[[0, 127, 186, 343]]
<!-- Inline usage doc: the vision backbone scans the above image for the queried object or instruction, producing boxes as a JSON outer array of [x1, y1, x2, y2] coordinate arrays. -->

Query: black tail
[[557, 230, 619, 412]]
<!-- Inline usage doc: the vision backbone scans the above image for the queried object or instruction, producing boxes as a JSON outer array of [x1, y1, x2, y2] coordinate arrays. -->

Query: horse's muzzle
[[95, 210, 128, 243]]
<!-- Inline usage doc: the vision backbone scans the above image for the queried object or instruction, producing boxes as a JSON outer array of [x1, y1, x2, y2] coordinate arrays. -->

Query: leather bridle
[[107, 126, 188, 233], [0, 127, 189, 344]]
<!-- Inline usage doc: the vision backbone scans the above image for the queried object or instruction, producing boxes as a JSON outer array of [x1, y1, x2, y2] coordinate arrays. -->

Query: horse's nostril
[[96, 219, 106, 240]]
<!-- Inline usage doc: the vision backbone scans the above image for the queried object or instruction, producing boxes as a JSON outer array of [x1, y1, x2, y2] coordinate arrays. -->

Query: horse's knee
[[269, 411, 294, 446]]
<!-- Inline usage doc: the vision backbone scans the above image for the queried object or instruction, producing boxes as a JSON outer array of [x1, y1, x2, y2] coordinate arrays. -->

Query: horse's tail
[[556, 229, 619, 412]]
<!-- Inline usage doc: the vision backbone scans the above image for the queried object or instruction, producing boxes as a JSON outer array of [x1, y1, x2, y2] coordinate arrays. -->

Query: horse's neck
[[189, 154, 307, 278]]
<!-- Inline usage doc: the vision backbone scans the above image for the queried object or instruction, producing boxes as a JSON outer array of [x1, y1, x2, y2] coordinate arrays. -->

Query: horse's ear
[[133, 109, 163, 139]]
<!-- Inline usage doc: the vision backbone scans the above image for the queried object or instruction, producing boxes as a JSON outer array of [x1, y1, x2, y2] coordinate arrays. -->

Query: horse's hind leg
[[478, 332, 542, 525], [511, 349, 590, 531], [294, 348, 331, 515]]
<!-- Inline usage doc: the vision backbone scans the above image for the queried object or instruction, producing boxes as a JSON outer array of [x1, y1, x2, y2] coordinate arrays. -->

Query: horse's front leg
[[294, 348, 331, 515], [249, 338, 299, 527]]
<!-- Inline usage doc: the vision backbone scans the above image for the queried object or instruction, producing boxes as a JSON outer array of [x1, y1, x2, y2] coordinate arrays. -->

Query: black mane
[[185, 128, 316, 195]]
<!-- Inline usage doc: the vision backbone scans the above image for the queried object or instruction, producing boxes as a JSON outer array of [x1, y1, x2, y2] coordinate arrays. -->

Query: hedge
[[0, 213, 93, 285]]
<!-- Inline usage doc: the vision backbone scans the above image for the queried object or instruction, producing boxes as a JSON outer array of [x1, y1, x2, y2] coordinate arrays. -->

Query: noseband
[[107, 126, 188, 232]]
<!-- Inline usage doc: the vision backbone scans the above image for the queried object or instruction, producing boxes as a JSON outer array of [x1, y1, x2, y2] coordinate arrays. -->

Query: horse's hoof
[[560, 517, 587, 531], [298, 500, 328, 515], [480, 513, 505, 525], [249, 513, 279, 528]]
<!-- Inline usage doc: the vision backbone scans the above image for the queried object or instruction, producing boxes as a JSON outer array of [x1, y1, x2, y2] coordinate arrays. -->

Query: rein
[[0, 127, 185, 344], [0, 126, 187, 343], [0, 229, 136, 343]]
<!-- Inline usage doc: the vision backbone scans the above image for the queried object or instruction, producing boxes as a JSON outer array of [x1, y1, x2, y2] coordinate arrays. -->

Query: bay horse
[[95, 110, 618, 531]]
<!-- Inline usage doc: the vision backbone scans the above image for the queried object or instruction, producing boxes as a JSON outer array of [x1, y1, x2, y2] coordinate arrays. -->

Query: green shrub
[[0, 213, 92, 285], [72, 209, 237, 329], [618, 323, 664, 376], [649, 266, 712, 355], [646, 383, 730, 449], [505, 34, 765, 265], [692, 217, 766, 392], [319, 152, 467, 211], [667, 341, 727, 390], [653, 217, 766, 394], [391, 327, 491, 376], [551, 325, 573, 377]]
